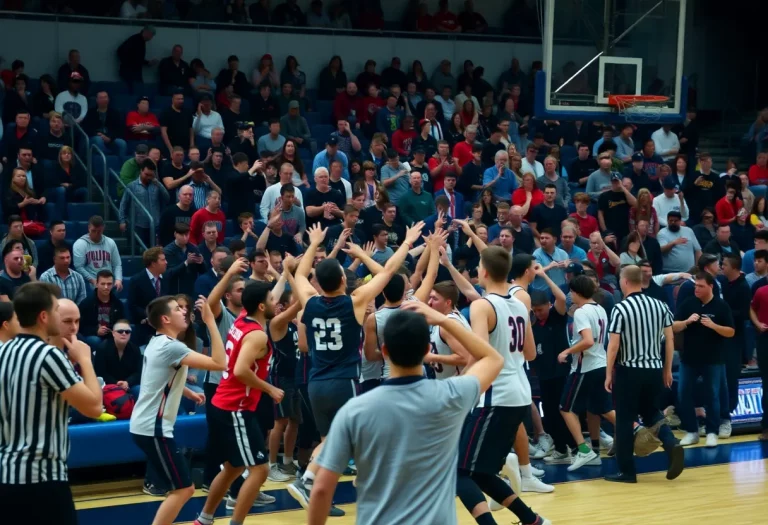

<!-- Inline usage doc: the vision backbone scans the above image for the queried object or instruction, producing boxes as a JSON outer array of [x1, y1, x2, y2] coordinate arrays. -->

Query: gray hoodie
[[73, 234, 123, 282]]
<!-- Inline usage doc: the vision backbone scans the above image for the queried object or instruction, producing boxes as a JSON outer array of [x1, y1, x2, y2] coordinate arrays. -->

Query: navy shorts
[[298, 384, 319, 449], [207, 405, 269, 468], [458, 405, 528, 475], [272, 376, 302, 422], [307, 378, 359, 436], [560, 368, 613, 415], [132, 434, 192, 491]]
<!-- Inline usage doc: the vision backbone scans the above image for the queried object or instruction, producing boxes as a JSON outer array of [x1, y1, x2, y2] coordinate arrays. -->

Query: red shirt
[[392, 129, 417, 157], [452, 141, 474, 167], [749, 164, 768, 185], [588, 250, 613, 280], [511, 188, 544, 219], [752, 286, 768, 325], [428, 157, 458, 192], [332, 92, 366, 124], [570, 212, 600, 237], [188, 207, 226, 245], [416, 14, 434, 32], [213, 316, 272, 412], [714, 196, 742, 224], [125, 111, 160, 140], [433, 10, 459, 31]]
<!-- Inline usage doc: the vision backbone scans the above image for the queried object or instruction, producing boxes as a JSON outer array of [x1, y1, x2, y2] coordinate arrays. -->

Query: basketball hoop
[[607, 95, 670, 123]]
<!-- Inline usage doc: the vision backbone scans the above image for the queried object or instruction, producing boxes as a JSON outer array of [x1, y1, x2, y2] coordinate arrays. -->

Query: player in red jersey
[[194, 281, 285, 525]]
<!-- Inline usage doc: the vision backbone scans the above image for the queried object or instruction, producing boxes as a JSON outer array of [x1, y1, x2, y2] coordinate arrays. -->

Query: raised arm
[[533, 263, 567, 314], [180, 298, 227, 371], [454, 218, 488, 252], [294, 224, 325, 307], [439, 246, 482, 302], [207, 257, 248, 319], [414, 231, 445, 303]]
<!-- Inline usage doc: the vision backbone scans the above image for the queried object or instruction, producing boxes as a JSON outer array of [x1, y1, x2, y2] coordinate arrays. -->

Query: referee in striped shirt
[[604, 265, 685, 483], [0, 283, 103, 523]]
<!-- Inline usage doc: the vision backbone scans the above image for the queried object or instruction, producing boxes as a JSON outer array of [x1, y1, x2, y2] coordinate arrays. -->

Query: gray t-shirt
[[317, 375, 480, 525], [380, 163, 410, 205], [657, 226, 701, 272], [129, 335, 191, 438], [205, 303, 237, 385]]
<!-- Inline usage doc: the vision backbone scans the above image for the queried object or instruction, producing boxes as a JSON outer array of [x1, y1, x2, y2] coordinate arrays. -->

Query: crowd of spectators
[[0, 27, 766, 431]]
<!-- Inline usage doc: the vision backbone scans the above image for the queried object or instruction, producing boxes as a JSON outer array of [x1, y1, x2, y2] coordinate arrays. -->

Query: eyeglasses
[[115, 329, 132, 335]]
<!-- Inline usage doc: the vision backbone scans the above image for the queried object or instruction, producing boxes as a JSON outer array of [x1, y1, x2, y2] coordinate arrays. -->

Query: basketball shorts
[[132, 434, 192, 491], [207, 405, 269, 468], [272, 376, 302, 422], [307, 378, 359, 436], [458, 405, 529, 475], [298, 384, 320, 449], [560, 368, 613, 415]]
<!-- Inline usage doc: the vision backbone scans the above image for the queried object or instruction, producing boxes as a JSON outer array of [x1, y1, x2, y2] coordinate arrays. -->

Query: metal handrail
[[63, 115, 93, 197], [106, 168, 155, 256], [88, 144, 109, 220]]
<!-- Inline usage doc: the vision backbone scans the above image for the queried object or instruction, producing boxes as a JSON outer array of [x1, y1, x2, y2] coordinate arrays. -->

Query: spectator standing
[[654, 176, 688, 227], [73, 216, 123, 290], [57, 49, 91, 95], [748, 151, 768, 187], [683, 153, 723, 224], [158, 44, 192, 96], [31, 74, 57, 119], [192, 94, 224, 150], [39, 246, 86, 304], [586, 152, 618, 201], [36, 112, 71, 161], [280, 101, 311, 147], [380, 150, 411, 205], [94, 320, 143, 400], [317, 56, 347, 101], [522, 143, 544, 178], [119, 146, 148, 193], [2, 74, 33, 125], [702, 224, 741, 262], [435, 172, 465, 220], [569, 144, 598, 189], [312, 137, 349, 181], [532, 229, 569, 291], [117, 26, 158, 90], [257, 119, 287, 159], [214, 55, 250, 99], [375, 94, 405, 140], [83, 91, 127, 157], [715, 181, 744, 225], [651, 125, 681, 163], [482, 150, 517, 201], [530, 185, 568, 239], [399, 172, 435, 226], [250, 83, 280, 126], [158, 185, 196, 245], [392, 117, 417, 158], [160, 92, 194, 156], [639, 139, 665, 180], [657, 211, 701, 273], [54, 72, 87, 125], [428, 141, 461, 193], [128, 247, 171, 346], [227, 153, 267, 221], [79, 270, 126, 348], [537, 156, 570, 208], [598, 173, 636, 243], [305, 168, 345, 229], [119, 159, 170, 247], [163, 223, 205, 296], [189, 191, 227, 245], [329, 119, 361, 159]]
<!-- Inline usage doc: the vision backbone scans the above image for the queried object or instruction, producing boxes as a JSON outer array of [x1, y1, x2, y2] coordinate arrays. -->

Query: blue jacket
[[163, 241, 206, 297], [434, 189, 466, 219], [194, 267, 221, 298], [312, 149, 349, 181], [482, 166, 518, 201]]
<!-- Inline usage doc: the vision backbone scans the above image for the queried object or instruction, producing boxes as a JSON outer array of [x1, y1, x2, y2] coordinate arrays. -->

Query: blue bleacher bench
[[68, 414, 207, 469]]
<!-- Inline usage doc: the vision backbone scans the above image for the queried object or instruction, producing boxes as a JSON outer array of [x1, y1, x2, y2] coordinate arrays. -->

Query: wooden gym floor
[[73, 434, 768, 525]]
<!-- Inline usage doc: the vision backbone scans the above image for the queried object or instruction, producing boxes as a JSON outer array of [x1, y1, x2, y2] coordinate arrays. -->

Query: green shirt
[[118, 158, 140, 197], [398, 189, 435, 226]]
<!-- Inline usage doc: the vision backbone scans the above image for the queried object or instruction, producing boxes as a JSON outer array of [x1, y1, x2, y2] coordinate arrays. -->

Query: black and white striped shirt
[[0, 335, 81, 484], [608, 292, 673, 369]]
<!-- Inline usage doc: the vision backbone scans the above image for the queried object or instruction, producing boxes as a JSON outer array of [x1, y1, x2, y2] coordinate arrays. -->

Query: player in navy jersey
[[288, 221, 425, 515], [266, 284, 303, 482], [194, 281, 284, 525]]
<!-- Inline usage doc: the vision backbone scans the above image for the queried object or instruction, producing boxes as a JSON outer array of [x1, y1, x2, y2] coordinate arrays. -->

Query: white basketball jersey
[[570, 302, 608, 374], [429, 311, 470, 380], [477, 293, 532, 408]]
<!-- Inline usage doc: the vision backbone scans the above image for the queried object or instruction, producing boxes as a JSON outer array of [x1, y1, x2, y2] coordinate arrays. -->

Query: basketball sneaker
[[718, 420, 732, 439], [521, 475, 554, 493], [705, 433, 718, 448], [536, 433, 554, 457], [543, 449, 572, 465], [288, 478, 345, 516], [679, 432, 699, 446], [142, 483, 167, 497], [567, 449, 598, 472], [599, 430, 614, 451], [529, 440, 547, 459], [268, 463, 292, 482], [529, 464, 545, 477], [225, 492, 276, 510], [501, 453, 522, 496]]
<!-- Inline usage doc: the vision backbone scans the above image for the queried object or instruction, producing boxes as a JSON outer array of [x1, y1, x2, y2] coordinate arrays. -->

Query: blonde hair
[[58, 145, 74, 170], [10, 167, 34, 198]]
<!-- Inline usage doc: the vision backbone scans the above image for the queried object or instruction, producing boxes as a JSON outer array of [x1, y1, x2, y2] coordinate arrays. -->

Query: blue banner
[[730, 377, 763, 426]]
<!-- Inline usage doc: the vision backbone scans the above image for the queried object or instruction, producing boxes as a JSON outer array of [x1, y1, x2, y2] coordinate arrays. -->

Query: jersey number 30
[[312, 318, 343, 351], [508, 316, 526, 353]]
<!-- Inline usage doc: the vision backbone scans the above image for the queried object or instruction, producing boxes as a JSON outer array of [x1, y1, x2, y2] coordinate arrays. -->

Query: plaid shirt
[[119, 179, 170, 228], [39, 267, 87, 304]]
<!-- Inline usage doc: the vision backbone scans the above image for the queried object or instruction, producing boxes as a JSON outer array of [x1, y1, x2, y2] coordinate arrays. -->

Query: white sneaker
[[502, 453, 522, 496], [567, 449, 598, 472], [585, 455, 602, 466], [488, 477, 509, 511], [530, 464, 545, 478], [679, 432, 699, 446], [543, 449, 572, 464], [521, 475, 554, 493], [537, 433, 554, 456], [705, 433, 718, 448], [267, 463, 292, 482], [718, 420, 732, 439], [698, 426, 707, 437], [599, 430, 614, 451], [537, 517, 553, 525], [529, 440, 547, 459]]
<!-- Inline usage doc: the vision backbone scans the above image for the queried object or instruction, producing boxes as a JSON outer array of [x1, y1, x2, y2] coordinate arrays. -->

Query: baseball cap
[[327, 136, 339, 146], [288, 100, 300, 109], [566, 262, 584, 275], [663, 176, 678, 190], [632, 152, 644, 162], [419, 118, 430, 129], [611, 172, 622, 181], [137, 95, 150, 103], [69, 72, 83, 81], [135, 143, 149, 154]]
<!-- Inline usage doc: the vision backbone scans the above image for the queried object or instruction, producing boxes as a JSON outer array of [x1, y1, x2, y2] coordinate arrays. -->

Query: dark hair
[[433, 281, 459, 308], [315, 258, 345, 293], [543, 183, 557, 192], [754, 249, 768, 262], [569, 275, 596, 299], [54, 245, 71, 257], [0, 302, 16, 327], [382, 274, 406, 302], [140, 158, 157, 172], [695, 272, 715, 286], [480, 246, 512, 282], [242, 281, 272, 316], [7, 215, 22, 226], [280, 183, 295, 196], [382, 310, 430, 368], [13, 282, 61, 328], [1, 243, 18, 259], [372, 224, 389, 237], [232, 152, 249, 166], [248, 249, 267, 262], [89, 215, 105, 227], [147, 296, 176, 330], [96, 270, 114, 282], [49, 220, 65, 231], [755, 230, 768, 242], [697, 254, 719, 271], [228, 239, 246, 254], [530, 290, 550, 307], [539, 228, 556, 239], [174, 222, 190, 234], [722, 253, 742, 271], [435, 195, 450, 209], [510, 254, 534, 279]]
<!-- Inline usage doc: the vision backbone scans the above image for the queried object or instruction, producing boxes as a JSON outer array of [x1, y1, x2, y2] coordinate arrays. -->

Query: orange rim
[[607, 94, 670, 107]]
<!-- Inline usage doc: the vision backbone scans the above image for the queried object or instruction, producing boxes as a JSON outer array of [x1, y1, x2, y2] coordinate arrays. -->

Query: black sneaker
[[143, 483, 167, 497]]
